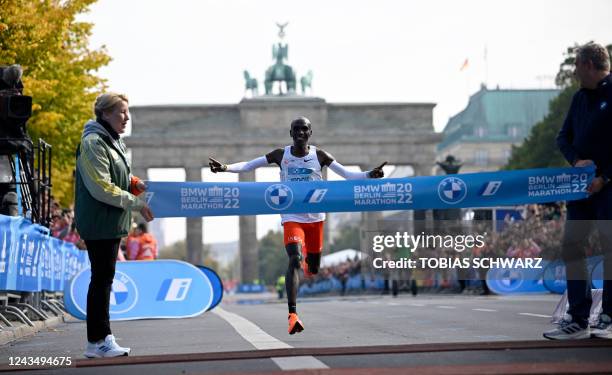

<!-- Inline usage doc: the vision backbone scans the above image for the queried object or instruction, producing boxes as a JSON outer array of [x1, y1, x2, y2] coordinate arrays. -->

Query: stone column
[[185, 167, 203, 265], [239, 171, 258, 283], [412, 164, 433, 177]]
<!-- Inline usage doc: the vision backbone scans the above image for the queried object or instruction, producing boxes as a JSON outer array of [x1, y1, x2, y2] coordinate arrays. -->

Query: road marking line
[[213, 307, 329, 370], [473, 308, 497, 312], [519, 312, 552, 318], [272, 356, 329, 370], [437, 305, 456, 309], [213, 307, 290, 350], [409, 303, 425, 307]]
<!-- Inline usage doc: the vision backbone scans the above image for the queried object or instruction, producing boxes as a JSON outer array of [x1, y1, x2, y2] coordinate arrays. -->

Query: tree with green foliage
[[256, 224, 363, 284], [0, 0, 110, 205], [329, 225, 360, 253], [505, 43, 611, 170], [257, 230, 287, 285], [158, 240, 217, 268]]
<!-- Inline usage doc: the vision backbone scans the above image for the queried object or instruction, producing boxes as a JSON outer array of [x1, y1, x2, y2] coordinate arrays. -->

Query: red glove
[[130, 176, 145, 196]]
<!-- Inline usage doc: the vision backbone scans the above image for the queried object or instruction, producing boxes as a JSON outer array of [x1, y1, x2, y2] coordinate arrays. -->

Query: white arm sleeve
[[226, 156, 269, 173], [329, 160, 369, 180]]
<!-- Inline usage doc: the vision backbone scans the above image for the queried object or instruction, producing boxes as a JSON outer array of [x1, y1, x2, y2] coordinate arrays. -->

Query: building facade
[[437, 85, 560, 173]]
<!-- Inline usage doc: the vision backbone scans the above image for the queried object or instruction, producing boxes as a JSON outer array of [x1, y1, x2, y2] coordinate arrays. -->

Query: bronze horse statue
[[264, 42, 296, 95], [243, 70, 258, 97], [300, 70, 313, 95]]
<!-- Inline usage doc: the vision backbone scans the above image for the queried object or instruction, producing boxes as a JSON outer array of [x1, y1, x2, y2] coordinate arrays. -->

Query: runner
[[209, 116, 386, 334]]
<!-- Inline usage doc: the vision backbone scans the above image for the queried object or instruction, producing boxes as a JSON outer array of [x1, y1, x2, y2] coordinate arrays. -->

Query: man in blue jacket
[[545, 42, 612, 340]]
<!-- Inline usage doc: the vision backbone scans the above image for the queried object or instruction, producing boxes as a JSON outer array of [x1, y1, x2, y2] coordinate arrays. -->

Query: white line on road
[[473, 308, 497, 312], [213, 307, 329, 370], [272, 356, 329, 370], [409, 303, 425, 307], [436, 305, 456, 309], [519, 312, 552, 318], [213, 307, 290, 350]]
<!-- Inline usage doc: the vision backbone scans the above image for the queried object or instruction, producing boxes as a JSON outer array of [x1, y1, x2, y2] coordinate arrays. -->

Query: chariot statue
[[264, 22, 297, 95]]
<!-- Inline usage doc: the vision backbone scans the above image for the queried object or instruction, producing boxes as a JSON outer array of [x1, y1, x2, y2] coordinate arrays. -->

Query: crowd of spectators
[[484, 203, 601, 260], [49, 199, 86, 249], [312, 255, 363, 295], [44, 201, 599, 293], [297, 203, 606, 296]]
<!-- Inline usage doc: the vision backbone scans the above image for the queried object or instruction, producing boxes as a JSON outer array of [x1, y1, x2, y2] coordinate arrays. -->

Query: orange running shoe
[[288, 313, 304, 335]]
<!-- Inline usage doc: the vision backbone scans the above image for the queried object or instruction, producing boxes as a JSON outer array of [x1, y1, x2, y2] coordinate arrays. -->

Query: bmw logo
[[109, 271, 138, 314], [264, 184, 294, 210], [70, 269, 139, 318], [437, 177, 468, 204], [500, 269, 523, 291]]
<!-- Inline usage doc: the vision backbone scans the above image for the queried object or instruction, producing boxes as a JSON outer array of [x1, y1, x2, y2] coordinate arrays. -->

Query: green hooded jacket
[[74, 119, 145, 240]]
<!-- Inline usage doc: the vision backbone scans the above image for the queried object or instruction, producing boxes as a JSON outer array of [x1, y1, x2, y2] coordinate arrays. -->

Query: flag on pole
[[460, 58, 469, 71]]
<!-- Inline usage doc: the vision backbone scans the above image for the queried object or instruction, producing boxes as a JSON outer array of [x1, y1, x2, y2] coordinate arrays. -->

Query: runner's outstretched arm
[[209, 149, 284, 173], [209, 156, 268, 173], [329, 160, 386, 179], [316, 149, 386, 179]]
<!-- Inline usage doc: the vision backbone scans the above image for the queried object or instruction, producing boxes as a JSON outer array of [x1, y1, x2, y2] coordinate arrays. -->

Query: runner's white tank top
[[279, 145, 325, 224]]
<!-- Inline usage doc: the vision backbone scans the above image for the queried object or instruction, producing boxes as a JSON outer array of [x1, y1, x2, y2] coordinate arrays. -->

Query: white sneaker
[[591, 313, 612, 339], [84, 335, 131, 358]]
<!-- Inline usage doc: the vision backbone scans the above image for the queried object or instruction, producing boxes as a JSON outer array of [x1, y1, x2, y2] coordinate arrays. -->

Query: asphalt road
[[1, 293, 611, 374]]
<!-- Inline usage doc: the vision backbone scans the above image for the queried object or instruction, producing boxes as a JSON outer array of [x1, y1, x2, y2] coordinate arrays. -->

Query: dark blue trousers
[[85, 238, 120, 343], [562, 185, 612, 328]]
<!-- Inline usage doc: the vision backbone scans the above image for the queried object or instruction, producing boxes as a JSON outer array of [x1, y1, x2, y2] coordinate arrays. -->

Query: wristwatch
[[601, 175, 610, 185]]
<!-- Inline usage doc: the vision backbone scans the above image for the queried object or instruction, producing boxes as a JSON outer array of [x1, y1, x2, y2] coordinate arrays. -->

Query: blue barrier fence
[[299, 275, 386, 296], [0, 214, 89, 293], [302, 258, 606, 296], [237, 284, 266, 293]]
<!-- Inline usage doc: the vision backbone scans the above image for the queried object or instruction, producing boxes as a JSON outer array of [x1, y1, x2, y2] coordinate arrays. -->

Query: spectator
[[75, 92, 153, 358], [125, 224, 141, 261], [133, 223, 158, 260], [545, 42, 612, 340]]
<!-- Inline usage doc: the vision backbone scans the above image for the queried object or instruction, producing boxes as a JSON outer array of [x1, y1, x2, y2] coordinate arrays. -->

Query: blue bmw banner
[[486, 265, 549, 294], [64, 260, 215, 320], [197, 266, 224, 310], [146, 166, 594, 218]]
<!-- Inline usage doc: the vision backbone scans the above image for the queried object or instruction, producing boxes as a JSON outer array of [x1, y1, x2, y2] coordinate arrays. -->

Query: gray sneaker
[[543, 318, 590, 340], [591, 314, 612, 339]]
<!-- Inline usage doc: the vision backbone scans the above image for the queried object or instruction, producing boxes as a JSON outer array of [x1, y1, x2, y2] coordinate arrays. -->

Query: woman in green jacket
[[75, 93, 153, 358]]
